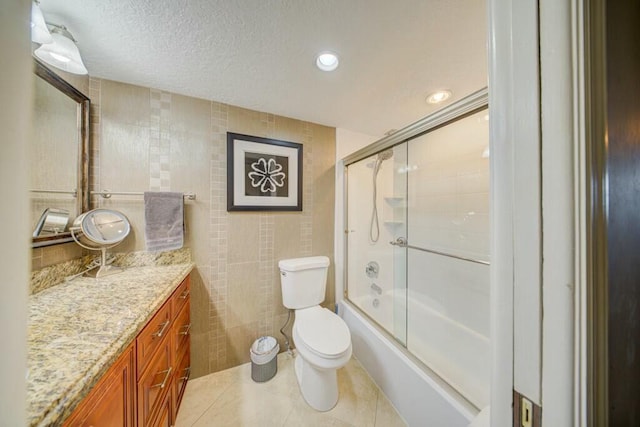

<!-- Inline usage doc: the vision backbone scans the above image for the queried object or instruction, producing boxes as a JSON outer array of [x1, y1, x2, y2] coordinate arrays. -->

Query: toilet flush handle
[[281, 271, 287, 276]]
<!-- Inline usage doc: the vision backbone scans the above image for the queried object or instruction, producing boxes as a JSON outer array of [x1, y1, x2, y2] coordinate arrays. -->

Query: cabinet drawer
[[172, 300, 191, 360], [171, 276, 190, 319], [137, 336, 172, 427], [137, 301, 172, 378]]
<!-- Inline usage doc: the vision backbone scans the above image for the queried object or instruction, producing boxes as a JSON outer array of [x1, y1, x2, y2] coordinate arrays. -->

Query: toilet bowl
[[292, 306, 352, 411], [279, 256, 352, 411]]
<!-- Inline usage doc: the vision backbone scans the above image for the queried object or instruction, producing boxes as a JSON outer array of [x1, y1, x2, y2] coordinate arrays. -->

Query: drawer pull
[[179, 289, 190, 299], [152, 320, 170, 338], [151, 367, 172, 389], [178, 323, 192, 336], [179, 366, 191, 381]]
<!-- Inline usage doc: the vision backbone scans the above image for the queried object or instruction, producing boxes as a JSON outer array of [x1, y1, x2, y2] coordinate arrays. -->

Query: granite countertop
[[27, 263, 194, 426]]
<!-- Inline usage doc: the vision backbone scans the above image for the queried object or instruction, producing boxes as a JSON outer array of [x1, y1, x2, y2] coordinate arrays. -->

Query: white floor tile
[[175, 353, 406, 427]]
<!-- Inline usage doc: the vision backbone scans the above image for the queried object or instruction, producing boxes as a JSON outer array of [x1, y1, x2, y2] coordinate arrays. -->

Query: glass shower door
[[404, 108, 490, 407], [346, 144, 407, 344], [344, 102, 490, 410]]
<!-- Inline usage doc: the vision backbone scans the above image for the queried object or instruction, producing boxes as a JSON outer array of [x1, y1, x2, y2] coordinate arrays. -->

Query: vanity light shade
[[31, 1, 52, 44], [34, 28, 88, 75]]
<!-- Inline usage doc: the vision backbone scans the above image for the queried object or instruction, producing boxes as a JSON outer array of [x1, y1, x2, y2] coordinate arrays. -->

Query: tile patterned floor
[[176, 352, 407, 427]]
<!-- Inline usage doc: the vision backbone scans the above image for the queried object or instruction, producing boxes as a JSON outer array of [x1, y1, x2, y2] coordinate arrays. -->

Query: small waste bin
[[250, 336, 279, 382]]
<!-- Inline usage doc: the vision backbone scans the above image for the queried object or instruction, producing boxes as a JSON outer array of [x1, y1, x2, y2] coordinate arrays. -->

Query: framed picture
[[227, 132, 303, 211]]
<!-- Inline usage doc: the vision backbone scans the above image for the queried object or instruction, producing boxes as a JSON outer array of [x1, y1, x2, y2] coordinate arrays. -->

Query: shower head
[[372, 149, 393, 177], [377, 149, 393, 161]]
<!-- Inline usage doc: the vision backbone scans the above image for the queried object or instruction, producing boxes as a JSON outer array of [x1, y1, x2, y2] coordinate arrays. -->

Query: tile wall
[[31, 77, 336, 378]]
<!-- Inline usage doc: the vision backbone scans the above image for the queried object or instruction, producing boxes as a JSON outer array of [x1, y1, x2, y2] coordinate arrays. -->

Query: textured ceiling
[[39, 0, 487, 137]]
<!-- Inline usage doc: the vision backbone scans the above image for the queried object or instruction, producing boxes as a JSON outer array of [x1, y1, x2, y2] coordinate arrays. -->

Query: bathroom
[[4, 0, 640, 426]]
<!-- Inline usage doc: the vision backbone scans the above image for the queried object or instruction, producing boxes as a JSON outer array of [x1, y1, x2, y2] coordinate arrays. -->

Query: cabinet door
[[150, 386, 172, 427], [137, 335, 172, 427], [64, 346, 135, 427], [172, 346, 191, 424]]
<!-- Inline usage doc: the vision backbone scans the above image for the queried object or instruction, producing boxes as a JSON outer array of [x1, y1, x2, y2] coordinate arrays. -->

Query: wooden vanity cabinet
[[64, 275, 191, 427], [63, 345, 135, 427], [170, 278, 191, 424]]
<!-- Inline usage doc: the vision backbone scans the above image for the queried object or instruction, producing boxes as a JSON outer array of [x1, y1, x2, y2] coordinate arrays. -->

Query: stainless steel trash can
[[250, 336, 279, 382]]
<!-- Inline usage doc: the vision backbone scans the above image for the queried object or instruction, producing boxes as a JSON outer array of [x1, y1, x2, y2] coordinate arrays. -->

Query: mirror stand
[[69, 209, 131, 279], [86, 247, 125, 278]]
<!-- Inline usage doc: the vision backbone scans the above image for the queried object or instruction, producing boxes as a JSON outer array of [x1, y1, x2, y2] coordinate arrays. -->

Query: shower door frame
[[341, 88, 489, 410]]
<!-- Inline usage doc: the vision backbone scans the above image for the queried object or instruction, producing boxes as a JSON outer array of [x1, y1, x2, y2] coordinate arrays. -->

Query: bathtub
[[340, 299, 480, 426]]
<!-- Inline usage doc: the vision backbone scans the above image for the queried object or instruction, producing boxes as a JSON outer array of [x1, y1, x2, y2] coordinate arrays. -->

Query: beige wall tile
[[226, 262, 262, 329], [189, 332, 210, 379], [273, 213, 302, 261], [100, 123, 150, 191], [227, 106, 268, 137], [40, 242, 83, 268], [222, 321, 260, 369], [100, 79, 150, 127], [31, 248, 43, 271], [31, 76, 337, 379], [273, 115, 304, 142], [169, 94, 211, 135], [227, 214, 260, 263]]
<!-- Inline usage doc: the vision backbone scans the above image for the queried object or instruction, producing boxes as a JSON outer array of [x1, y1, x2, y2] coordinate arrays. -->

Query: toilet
[[279, 256, 352, 411]]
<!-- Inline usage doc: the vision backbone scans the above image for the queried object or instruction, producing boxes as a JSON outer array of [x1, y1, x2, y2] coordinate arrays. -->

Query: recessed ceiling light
[[426, 90, 452, 104], [316, 52, 339, 71]]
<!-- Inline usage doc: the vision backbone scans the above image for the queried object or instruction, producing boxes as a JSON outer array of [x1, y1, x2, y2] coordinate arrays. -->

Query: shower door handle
[[390, 237, 407, 247]]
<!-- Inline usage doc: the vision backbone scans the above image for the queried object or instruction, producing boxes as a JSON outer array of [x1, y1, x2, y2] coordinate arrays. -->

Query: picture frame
[[227, 132, 303, 211]]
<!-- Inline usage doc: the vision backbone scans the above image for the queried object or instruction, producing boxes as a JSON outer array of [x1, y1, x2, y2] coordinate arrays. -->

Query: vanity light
[[316, 52, 339, 71], [31, 1, 52, 44], [34, 25, 88, 75], [426, 90, 452, 104]]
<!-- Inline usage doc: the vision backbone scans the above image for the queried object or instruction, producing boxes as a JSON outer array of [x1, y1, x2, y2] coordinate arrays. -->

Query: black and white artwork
[[227, 133, 302, 211]]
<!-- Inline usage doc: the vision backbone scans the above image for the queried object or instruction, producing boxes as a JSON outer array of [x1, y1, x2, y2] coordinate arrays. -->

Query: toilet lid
[[295, 307, 351, 357]]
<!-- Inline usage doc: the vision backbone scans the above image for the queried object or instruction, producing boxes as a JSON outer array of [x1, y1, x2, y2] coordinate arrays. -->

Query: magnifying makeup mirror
[[70, 208, 131, 278]]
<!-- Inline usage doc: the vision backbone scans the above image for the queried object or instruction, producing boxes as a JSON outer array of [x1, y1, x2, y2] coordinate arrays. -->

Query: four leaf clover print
[[247, 157, 286, 194]]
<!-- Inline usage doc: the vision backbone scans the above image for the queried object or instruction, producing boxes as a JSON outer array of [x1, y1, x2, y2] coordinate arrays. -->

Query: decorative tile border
[[259, 213, 275, 338], [209, 101, 229, 371], [301, 122, 314, 256], [150, 89, 172, 191]]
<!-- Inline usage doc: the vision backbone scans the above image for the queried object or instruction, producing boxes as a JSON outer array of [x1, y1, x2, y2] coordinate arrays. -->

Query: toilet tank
[[279, 256, 330, 309]]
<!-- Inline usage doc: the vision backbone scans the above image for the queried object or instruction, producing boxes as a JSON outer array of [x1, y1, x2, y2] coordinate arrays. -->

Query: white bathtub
[[340, 300, 479, 427]]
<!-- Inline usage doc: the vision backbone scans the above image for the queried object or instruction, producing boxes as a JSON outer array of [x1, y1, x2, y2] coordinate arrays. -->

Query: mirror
[[30, 59, 89, 247], [70, 209, 131, 278]]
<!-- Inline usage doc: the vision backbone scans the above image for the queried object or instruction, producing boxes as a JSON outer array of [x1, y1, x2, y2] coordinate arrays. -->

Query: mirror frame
[[32, 59, 90, 248]]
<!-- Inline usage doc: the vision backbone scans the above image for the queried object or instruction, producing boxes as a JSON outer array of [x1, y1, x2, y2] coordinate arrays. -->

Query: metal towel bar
[[90, 190, 196, 200], [30, 189, 78, 197], [389, 237, 490, 266]]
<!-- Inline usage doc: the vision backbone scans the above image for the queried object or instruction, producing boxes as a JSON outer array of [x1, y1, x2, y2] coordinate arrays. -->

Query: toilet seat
[[294, 306, 351, 359]]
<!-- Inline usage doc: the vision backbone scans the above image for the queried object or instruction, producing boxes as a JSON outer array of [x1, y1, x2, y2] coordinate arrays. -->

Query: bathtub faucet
[[370, 283, 382, 295]]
